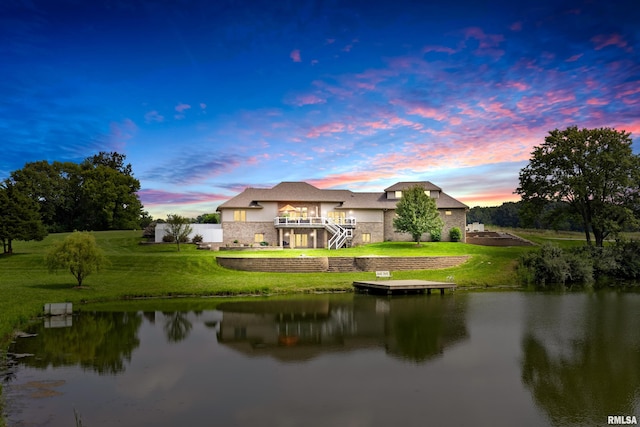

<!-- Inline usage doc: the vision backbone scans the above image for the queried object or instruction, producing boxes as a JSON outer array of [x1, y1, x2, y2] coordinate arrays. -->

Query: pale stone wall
[[383, 209, 466, 242], [351, 222, 385, 245], [221, 221, 276, 245]]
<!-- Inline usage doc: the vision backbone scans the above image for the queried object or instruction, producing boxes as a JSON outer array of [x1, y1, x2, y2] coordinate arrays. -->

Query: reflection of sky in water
[[6, 293, 640, 427]]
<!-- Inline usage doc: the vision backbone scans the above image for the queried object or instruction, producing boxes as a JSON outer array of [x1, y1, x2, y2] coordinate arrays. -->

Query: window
[[395, 190, 403, 198], [445, 211, 452, 216], [362, 233, 371, 243], [254, 233, 264, 243], [233, 210, 246, 221], [424, 190, 431, 197], [328, 211, 346, 224]]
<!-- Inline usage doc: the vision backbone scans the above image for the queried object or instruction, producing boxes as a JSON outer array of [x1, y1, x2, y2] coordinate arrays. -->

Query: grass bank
[[0, 230, 539, 342]]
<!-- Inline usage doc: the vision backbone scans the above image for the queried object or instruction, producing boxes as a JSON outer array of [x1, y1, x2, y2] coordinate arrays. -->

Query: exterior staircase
[[324, 219, 353, 250]]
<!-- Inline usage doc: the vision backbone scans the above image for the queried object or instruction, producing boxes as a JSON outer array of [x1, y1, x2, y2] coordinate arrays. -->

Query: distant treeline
[[467, 201, 585, 231]]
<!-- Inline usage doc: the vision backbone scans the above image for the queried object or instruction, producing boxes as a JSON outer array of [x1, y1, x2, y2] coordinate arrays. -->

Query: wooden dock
[[353, 279, 456, 295]]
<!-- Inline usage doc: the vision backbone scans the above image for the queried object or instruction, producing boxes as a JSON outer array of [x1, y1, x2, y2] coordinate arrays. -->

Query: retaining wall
[[217, 255, 469, 273]]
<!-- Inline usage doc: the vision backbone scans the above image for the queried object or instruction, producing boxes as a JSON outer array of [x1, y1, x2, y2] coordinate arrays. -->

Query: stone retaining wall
[[354, 256, 469, 271], [216, 256, 329, 272], [217, 255, 469, 273]]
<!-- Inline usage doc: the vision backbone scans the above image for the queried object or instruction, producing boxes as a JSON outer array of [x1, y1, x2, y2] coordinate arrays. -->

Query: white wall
[[155, 223, 223, 243]]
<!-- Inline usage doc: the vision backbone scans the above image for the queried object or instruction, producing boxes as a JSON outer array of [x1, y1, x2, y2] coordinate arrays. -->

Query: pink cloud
[[288, 93, 326, 107], [566, 53, 583, 62], [422, 45, 457, 55], [463, 27, 505, 57], [306, 122, 346, 138], [509, 21, 523, 31], [586, 98, 609, 106], [290, 49, 302, 62], [591, 34, 632, 52]]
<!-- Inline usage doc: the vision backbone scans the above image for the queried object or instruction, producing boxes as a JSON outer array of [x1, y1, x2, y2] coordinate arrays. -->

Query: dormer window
[[395, 190, 403, 198]]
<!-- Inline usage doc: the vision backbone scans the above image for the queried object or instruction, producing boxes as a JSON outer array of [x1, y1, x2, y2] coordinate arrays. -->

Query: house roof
[[384, 181, 442, 192], [218, 181, 468, 210], [217, 182, 353, 209]]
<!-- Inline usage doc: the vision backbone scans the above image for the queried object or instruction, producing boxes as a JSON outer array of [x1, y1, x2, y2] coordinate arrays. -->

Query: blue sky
[[2, 0, 639, 219]]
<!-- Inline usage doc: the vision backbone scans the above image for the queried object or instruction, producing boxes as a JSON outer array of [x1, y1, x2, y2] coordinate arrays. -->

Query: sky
[[2, 0, 639, 219]]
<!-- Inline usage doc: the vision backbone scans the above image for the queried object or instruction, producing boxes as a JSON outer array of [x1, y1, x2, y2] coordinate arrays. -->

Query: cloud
[[591, 34, 632, 52], [286, 93, 326, 107], [175, 103, 191, 113], [290, 49, 301, 62], [144, 110, 164, 123], [138, 189, 229, 206], [142, 152, 246, 185]]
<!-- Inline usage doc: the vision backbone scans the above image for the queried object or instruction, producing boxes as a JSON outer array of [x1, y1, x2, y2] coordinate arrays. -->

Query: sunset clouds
[[1, 0, 638, 218]]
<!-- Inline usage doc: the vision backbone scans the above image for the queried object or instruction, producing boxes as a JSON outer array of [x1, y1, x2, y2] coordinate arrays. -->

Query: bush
[[430, 228, 442, 242], [178, 235, 189, 243], [449, 227, 462, 242], [162, 235, 175, 243], [192, 234, 203, 243], [259, 241, 269, 246]]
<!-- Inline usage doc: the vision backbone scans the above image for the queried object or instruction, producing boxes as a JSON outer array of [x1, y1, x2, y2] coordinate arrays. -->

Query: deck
[[353, 279, 456, 295]]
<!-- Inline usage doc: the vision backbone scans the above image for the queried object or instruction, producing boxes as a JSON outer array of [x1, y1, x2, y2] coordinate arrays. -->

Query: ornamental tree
[[164, 214, 193, 251], [46, 232, 106, 287], [393, 185, 444, 245]]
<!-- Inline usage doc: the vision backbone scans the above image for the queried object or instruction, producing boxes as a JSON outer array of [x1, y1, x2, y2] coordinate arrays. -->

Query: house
[[216, 181, 468, 248]]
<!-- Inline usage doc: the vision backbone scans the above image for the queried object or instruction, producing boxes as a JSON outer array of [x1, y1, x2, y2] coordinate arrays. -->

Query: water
[[4, 292, 640, 427]]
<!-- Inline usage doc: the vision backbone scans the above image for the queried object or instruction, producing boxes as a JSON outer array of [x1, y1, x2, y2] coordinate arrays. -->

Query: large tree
[[393, 185, 444, 245], [516, 126, 640, 246], [9, 152, 144, 232], [0, 180, 48, 253]]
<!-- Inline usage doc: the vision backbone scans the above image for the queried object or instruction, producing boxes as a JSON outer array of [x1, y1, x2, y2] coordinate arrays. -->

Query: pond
[[4, 292, 640, 427]]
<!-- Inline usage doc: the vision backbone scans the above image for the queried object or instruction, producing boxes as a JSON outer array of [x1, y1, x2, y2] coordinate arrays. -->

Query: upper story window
[[233, 210, 246, 222], [424, 190, 431, 197], [394, 190, 403, 198]]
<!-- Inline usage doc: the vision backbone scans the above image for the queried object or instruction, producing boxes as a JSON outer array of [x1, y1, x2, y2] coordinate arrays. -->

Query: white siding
[[155, 224, 223, 243]]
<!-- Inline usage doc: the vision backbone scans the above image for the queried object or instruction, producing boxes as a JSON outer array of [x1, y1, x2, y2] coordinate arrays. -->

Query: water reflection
[[216, 294, 468, 363], [11, 311, 142, 375], [521, 293, 640, 426]]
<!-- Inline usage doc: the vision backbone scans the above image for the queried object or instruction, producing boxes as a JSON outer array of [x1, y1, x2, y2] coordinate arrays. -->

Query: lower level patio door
[[295, 233, 308, 248]]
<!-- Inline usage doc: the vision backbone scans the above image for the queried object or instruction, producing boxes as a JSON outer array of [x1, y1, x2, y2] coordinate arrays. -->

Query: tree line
[[1, 152, 145, 253]]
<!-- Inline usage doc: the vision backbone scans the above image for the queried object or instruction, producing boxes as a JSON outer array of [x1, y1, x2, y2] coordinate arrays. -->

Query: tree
[[516, 126, 640, 246], [46, 232, 106, 287], [0, 180, 48, 253], [9, 152, 144, 232], [393, 185, 444, 245], [195, 213, 220, 224], [164, 214, 193, 251]]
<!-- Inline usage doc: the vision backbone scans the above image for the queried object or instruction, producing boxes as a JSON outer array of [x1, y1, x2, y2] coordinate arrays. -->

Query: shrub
[[178, 235, 189, 243], [449, 227, 462, 242], [192, 234, 203, 243], [430, 228, 442, 242], [260, 241, 269, 246], [162, 235, 175, 243]]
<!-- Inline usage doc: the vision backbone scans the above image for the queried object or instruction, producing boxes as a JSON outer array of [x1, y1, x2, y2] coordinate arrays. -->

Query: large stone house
[[216, 181, 468, 248]]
